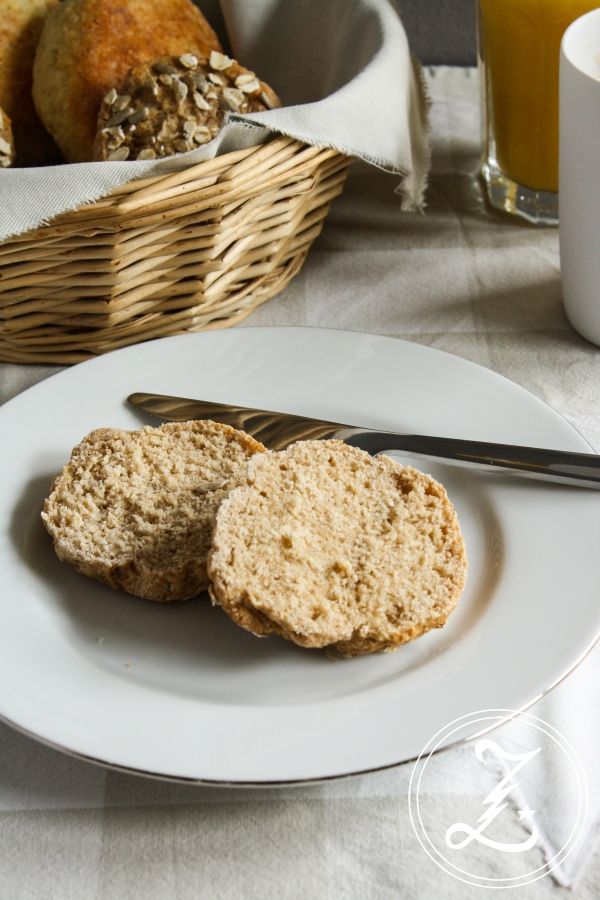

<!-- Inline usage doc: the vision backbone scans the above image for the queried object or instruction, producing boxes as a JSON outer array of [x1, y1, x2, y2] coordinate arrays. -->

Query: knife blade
[[127, 391, 600, 489]]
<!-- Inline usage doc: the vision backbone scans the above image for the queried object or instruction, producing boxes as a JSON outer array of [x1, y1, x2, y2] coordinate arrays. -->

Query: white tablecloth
[[2, 66, 600, 899]]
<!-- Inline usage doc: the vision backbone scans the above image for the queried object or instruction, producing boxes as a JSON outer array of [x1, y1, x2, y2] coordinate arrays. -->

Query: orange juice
[[479, 0, 598, 193]]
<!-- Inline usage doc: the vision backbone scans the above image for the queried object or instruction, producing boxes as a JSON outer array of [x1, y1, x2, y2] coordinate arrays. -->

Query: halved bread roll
[[208, 440, 467, 656], [42, 421, 265, 601]]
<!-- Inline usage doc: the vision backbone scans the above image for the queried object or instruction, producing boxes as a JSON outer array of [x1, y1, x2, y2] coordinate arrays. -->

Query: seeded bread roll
[[208, 440, 467, 657], [32, 0, 222, 163], [93, 51, 281, 161], [0, 0, 62, 166], [0, 105, 15, 167], [42, 421, 265, 602]]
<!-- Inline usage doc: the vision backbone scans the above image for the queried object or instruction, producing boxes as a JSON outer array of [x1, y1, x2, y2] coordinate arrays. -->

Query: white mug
[[560, 9, 600, 346]]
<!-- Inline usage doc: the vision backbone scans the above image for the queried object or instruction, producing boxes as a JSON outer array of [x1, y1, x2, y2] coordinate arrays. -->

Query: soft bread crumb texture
[[42, 421, 265, 601], [208, 440, 467, 656]]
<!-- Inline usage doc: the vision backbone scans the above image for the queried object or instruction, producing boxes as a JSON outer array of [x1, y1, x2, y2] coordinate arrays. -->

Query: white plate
[[1, 327, 599, 784]]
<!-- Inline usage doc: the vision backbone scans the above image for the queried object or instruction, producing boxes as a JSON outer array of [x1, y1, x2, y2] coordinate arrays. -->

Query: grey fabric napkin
[[0, 0, 429, 244]]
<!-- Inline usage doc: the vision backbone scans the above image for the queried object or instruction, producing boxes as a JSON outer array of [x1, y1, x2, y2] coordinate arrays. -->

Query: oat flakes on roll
[[0, 105, 15, 167], [208, 440, 467, 657], [42, 421, 265, 602], [32, 0, 222, 162], [93, 51, 280, 161]]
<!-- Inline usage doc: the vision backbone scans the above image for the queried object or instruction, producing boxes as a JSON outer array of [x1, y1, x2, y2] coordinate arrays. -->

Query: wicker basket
[[0, 136, 350, 364]]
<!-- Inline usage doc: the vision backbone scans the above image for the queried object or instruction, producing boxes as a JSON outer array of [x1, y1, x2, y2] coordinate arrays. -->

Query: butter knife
[[127, 392, 600, 489]]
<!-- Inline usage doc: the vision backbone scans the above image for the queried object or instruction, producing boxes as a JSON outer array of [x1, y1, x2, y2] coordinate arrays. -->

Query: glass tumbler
[[477, 0, 599, 225]]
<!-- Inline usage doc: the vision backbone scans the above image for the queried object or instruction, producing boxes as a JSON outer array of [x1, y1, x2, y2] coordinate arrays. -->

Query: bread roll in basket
[[0, 0, 429, 363], [0, 136, 350, 363]]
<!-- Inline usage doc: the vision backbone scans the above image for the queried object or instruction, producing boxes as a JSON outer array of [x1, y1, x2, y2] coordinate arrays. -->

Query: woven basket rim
[[0, 137, 351, 363]]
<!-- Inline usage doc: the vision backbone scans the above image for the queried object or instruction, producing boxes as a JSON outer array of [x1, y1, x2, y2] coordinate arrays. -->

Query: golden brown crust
[[208, 440, 468, 657], [0, 104, 15, 166], [42, 421, 265, 602], [33, 0, 222, 162], [93, 51, 281, 161], [0, 0, 62, 166]]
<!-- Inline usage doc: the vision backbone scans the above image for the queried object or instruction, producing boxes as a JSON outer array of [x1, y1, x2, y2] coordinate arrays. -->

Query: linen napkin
[[0, 0, 429, 244]]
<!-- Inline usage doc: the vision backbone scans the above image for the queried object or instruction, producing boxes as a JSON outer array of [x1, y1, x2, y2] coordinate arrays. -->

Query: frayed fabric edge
[[0, 121, 271, 244], [393, 56, 432, 212], [0, 76, 432, 243]]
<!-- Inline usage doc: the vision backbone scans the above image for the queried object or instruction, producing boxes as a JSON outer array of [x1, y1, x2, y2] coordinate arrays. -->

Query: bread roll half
[[42, 421, 265, 601], [208, 440, 467, 656]]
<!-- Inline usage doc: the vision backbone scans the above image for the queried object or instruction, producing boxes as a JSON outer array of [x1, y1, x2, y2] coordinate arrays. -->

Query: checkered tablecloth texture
[[2, 67, 600, 900]]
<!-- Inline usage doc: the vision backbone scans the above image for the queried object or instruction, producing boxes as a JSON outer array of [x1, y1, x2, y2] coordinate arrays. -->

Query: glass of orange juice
[[478, 0, 599, 225]]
